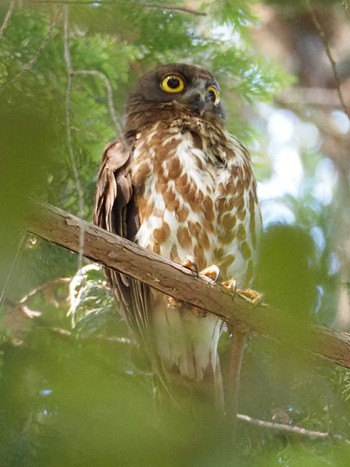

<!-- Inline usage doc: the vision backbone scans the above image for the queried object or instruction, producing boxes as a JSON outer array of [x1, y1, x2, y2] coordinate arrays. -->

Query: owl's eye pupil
[[167, 77, 180, 89], [209, 90, 216, 101]]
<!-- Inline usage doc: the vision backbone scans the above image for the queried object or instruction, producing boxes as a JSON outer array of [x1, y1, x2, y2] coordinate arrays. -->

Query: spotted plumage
[[94, 63, 261, 410]]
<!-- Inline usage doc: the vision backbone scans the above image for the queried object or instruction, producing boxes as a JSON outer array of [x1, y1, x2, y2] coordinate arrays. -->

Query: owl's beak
[[180, 90, 206, 116]]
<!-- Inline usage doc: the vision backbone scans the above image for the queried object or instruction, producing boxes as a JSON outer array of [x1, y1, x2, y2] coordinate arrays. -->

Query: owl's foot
[[167, 260, 220, 317], [222, 278, 238, 296], [167, 256, 200, 309], [167, 296, 183, 308], [222, 278, 263, 307], [236, 288, 263, 307], [191, 264, 220, 317], [182, 255, 199, 276], [200, 264, 220, 282]]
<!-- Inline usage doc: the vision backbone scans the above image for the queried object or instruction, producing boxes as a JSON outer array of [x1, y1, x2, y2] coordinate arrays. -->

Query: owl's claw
[[167, 296, 184, 309], [167, 256, 200, 308], [182, 255, 199, 277], [200, 265, 220, 282], [222, 279, 263, 307], [192, 264, 220, 317], [236, 288, 263, 307], [167, 261, 220, 315], [222, 278, 238, 297]]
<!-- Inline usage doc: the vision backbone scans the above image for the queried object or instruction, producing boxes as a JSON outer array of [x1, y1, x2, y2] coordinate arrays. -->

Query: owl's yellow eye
[[161, 74, 185, 93], [207, 85, 220, 106]]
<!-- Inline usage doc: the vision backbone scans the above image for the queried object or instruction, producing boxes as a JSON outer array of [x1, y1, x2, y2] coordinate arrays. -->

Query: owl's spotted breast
[[131, 114, 259, 284]]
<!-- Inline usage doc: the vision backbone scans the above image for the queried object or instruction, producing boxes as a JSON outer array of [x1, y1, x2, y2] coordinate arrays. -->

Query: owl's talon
[[200, 265, 220, 282], [168, 257, 200, 309], [236, 288, 263, 307], [222, 278, 238, 297], [182, 255, 199, 277], [167, 296, 184, 309], [191, 306, 208, 318], [221, 279, 263, 306]]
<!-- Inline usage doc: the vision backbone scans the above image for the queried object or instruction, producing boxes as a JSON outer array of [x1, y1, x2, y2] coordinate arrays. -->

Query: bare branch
[[21, 201, 350, 370], [237, 413, 350, 443], [307, 2, 350, 121], [74, 69, 122, 136], [31, 0, 206, 16], [0, 0, 15, 39], [63, 5, 85, 269]]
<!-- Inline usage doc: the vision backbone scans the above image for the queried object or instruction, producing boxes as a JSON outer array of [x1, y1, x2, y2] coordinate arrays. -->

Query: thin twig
[[0, 234, 26, 308], [18, 277, 71, 306], [0, 11, 60, 93], [63, 5, 85, 270], [5, 277, 70, 319], [31, 0, 206, 16], [45, 326, 134, 344], [237, 413, 350, 443], [226, 330, 247, 426], [0, 0, 15, 38], [74, 69, 122, 136], [307, 1, 350, 121]]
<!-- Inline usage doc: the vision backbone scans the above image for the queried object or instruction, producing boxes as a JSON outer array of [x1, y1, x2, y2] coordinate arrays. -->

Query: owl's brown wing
[[93, 136, 167, 386], [93, 136, 137, 314], [93, 135, 152, 332], [94, 136, 135, 238]]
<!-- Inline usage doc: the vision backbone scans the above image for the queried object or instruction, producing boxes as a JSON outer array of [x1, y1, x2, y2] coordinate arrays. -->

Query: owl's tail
[[152, 301, 224, 414]]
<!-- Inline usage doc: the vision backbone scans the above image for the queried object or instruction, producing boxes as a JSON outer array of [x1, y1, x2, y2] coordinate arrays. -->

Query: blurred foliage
[[0, 0, 350, 465]]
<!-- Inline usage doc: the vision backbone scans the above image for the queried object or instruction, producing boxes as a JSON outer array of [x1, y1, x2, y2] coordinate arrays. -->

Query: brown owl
[[94, 63, 261, 412]]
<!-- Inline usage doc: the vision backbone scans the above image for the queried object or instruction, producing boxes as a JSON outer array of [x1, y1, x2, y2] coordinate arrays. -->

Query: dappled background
[[1, 0, 350, 465]]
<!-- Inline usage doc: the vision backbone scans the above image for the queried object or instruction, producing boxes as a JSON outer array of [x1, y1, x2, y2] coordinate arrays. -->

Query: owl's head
[[127, 63, 224, 122]]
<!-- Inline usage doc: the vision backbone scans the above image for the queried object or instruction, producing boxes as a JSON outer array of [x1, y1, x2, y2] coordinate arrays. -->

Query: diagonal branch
[[21, 201, 350, 370], [0, 0, 15, 39], [74, 69, 122, 136], [307, 1, 350, 121]]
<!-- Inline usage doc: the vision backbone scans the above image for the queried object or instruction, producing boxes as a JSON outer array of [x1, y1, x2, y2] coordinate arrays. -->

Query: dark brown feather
[[93, 135, 137, 316]]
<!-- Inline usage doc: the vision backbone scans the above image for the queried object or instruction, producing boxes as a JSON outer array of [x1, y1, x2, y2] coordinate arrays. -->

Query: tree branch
[[21, 201, 350, 369], [237, 413, 350, 444], [0, 0, 15, 39], [307, 1, 350, 121], [31, 1, 206, 16], [63, 5, 85, 269], [74, 69, 122, 136]]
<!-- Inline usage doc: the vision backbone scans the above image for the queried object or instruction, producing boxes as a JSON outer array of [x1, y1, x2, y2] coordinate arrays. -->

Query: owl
[[94, 63, 261, 411]]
